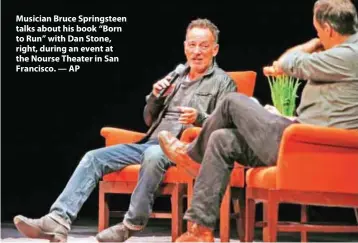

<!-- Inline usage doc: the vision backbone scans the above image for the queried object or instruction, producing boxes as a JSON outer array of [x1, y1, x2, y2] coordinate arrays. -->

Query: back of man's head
[[314, 0, 358, 35]]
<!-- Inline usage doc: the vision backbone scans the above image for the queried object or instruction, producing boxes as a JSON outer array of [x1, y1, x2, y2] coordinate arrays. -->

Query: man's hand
[[263, 61, 284, 77], [177, 106, 198, 124], [152, 76, 175, 97], [264, 104, 297, 121]]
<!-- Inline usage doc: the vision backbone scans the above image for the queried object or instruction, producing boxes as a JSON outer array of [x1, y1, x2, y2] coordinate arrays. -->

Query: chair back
[[227, 71, 257, 96]]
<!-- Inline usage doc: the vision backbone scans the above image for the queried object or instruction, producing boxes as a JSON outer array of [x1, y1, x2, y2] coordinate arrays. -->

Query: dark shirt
[[150, 77, 201, 140]]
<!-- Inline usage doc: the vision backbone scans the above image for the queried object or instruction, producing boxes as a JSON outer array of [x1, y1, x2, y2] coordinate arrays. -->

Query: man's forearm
[[277, 45, 305, 67], [263, 38, 323, 77], [143, 93, 166, 126], [277, 38, 323, 69]]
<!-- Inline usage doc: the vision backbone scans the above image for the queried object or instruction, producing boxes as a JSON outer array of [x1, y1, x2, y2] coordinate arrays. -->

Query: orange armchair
[[98, 128, 188, 242], [245, 124, 358, 242], [181, 70, 257, 242]]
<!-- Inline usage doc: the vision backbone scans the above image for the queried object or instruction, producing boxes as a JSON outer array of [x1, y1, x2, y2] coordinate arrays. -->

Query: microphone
[[157, 63, 188, 98]]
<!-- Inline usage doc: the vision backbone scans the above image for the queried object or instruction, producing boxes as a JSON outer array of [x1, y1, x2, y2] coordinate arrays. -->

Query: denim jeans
[[49, 139, 172, 230], [184, 93, 294, 229]]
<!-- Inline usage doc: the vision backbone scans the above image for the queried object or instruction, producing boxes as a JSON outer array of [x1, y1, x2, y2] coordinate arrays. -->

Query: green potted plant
[[267, 75, 301, 117]]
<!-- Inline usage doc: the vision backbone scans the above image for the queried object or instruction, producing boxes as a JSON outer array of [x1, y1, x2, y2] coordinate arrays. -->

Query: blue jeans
[[49, 139, 173, 230]]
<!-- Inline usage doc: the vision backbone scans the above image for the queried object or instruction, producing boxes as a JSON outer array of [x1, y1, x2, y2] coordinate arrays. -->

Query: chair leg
[[220, 185, 231, 242], [236, 188, 246, 242], [186, 180, 194, 230], [263, 191, 278, 242], [232, 198, 241, 240], [245, 195, 256, 242], [98, 183, 109, 232], [171, 183, 184, 242], [301, 205, 308, 242]]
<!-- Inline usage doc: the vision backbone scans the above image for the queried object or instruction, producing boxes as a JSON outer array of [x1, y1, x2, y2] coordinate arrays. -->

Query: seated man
[[158, 0, 358, 241], [13, 18, 237, 242]]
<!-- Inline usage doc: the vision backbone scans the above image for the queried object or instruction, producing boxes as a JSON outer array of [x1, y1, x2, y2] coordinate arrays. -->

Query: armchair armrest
[[282, 124, 358, 149], [180, 127, 202, 143], [101, 127, 146, 146], [277, 124, 358, 194], [180, 127, 244, 167]]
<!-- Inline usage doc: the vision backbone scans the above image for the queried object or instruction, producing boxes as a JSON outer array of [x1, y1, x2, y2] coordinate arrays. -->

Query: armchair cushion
[[230, 165, 245, 187], [103, 165, 182, 183], [246, 166, 277, 189], [247, 124, 358, 194], [101, 127, 192, 183]]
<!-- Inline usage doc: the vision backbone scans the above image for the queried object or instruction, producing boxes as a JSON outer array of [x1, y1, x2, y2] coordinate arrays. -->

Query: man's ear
[[323, 22, 334, 37], [213, 44, 219, 57]]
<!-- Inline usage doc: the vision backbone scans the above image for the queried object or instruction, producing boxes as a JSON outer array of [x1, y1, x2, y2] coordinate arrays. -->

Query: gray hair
[[314, 0, 358, 35], [186, 18, 220, 43]]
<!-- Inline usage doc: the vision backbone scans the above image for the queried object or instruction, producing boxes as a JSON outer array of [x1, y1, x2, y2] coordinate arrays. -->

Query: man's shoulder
[[212, 65, 228, 75], [322, 34, 358, 59], [320, 42, 358, 71], [211, 66, 234, 82]]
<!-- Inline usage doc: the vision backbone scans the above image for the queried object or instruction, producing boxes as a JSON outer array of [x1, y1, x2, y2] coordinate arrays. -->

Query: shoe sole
[[13, 215, 65, 242]]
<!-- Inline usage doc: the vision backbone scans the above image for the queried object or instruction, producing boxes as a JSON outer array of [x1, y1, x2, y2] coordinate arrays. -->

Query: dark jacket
[[140, 61, 237, 143]]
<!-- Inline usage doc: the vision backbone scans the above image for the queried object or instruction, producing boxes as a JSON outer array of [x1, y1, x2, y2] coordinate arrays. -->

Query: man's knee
[[207, 129, 238, 153], [223, 92, 252, 106], [209, 129, 232, 144], [223, 92, 243, 104], [141, 145, 171, 172], [207, 129, 238, 167], [79, 149, 101, 168]]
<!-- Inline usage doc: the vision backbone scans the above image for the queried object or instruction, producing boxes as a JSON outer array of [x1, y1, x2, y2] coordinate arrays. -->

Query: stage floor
[[2, 218, 358, 242]]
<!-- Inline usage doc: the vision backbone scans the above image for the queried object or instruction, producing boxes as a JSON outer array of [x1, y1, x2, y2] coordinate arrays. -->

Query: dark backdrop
[[2, 0, 357, 225]]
